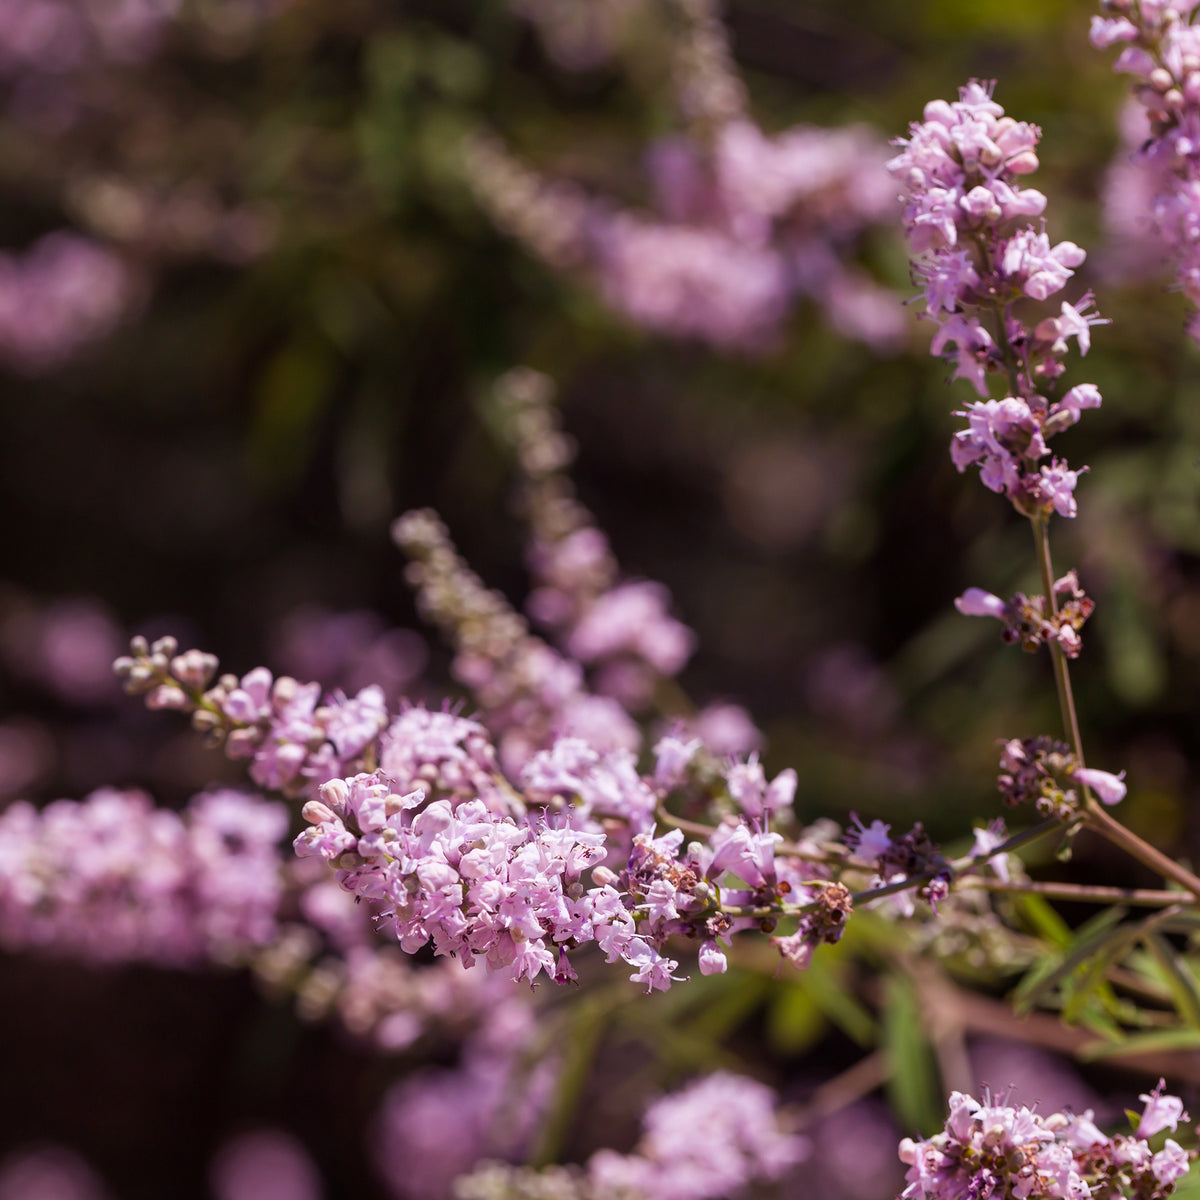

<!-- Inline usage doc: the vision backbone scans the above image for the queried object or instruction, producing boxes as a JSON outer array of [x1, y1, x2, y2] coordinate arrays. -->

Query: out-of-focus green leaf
[[246, 335, 336, 488], [1079, 1027, 1200, 1060], [1011, 892, 1073, 950], [801, 956, 878, 1048], [766, 980, 826, 1055], [1142, 932, 1200, 1029], [1102, 579, 1166, 705], [685, 970, 770, 1041], [1013, 906, 1128, 1015], [883, 976, 942, 1136]]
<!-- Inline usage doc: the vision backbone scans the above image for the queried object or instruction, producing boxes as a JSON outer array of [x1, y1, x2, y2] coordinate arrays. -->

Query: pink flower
[[1137, 1080, 1188, 1139], [954, 588, 1007, 619], [1073, 766, 1128, 807]]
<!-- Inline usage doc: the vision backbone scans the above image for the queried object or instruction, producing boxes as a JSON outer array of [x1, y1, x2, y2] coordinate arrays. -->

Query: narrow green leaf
[[1078, 1027, 1200, 1060], [1011, 892, 1073, 949], [685, 971, 770, 1041], [766, 982, 826, 1054], [1143, 932, 1200, 1029], [883, 976, 942, 1135], [801, 957, 878, 1048], [1013, 906, 1129, 1014]]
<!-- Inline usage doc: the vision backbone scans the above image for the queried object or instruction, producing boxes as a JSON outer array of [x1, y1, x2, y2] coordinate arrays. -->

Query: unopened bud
[[191, 709, 222, 734], [591, 866, 619, 888], [319, 777, 351, 815], [145, 684, 189, 711], [302, 800, 337, 825]]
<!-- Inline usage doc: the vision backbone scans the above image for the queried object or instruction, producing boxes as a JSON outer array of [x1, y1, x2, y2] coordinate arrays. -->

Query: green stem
[[528, 994, 610, 1168], [1031, 516, 1200, 898], [1031, 515, 1086, 764]]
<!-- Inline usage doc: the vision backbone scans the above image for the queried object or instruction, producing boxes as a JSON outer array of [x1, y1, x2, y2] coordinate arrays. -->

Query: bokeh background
[[3, 0, 1200, 1196]]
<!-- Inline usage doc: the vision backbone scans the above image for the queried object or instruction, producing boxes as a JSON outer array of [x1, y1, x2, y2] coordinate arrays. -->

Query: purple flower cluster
[[456, 1069, 805, 1200], [890, 82, 1106, 518], [0, 233, 133, 374], [0, 786, 287, 965], [295, 770, 678, 988], [374, 997, 552, 1200], [1092, 0, 1200, 338], [492, 367, 696, 711], [465, 118, 902, 352], [115, 635, 390, 798], [899, 1088, 1191, 1200], [588, 1071, 806, 1200], [392, 509, 640, 771], [956, 570, 1095, 657], [997, 736, 1127, 814], [291, 732, 817, 991]]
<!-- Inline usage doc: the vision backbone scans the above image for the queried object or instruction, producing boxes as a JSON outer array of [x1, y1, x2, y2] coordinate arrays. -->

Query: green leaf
[[800, 957, 878, 1048], [685, 971, 770, 1041], [883, 976, 942, 1136], [1142, 932, 1200, 1029], [1011, 892, 1073, 949], [767, 982, 826, 1055], [1013, 906, 1129, 1015], [1078, 1027, 1200, 1060]]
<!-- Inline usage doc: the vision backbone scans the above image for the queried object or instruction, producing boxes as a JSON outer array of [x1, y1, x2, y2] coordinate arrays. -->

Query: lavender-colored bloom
[[468, 110, 901, 352], [0, 1147, 110, 1200], [592, 214, 792, 349], [0, 787, 288, 966], [0, 233, 132, 374], [846, 815, 893, 862], [892, 82, 1104, 519], [1153, 1142, 1191, 1186], [0, 596, 123, 705], [652, 733, 702, 789], [687, 703, 763, 756], [1093, 3, 1200, 339], [1137, 1080, 1188, 1139], [898, 1087, 1192, 1200], [589, 1072, 806, 1200], [210, 1131, 323, 1200], [1073, 765, 1127, 807], [955, 588, 1007, 619], [970, 820, 1011, 883]]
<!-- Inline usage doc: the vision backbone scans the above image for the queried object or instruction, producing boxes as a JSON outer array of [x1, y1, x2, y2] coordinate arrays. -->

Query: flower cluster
[[114, 635, 390, 798], [0, 786, 287, 965], [457, 1070, 806, 1200], [899, 1087, 1191, 1200], [1091, 0, 1200, 339], [588, 1071, 807, 1200], [890, 81, 1105, 517], [465, 121, 901, 352], [294, 770, 683, 989], [0, 233, 133, 374], [292, 753, 820, 991], [997, 736, 1127, 815], [956, 570, 1096, 657], [490, 367, 696, 710], [845, 816, 953, 913], [392, 510, 641, 771]]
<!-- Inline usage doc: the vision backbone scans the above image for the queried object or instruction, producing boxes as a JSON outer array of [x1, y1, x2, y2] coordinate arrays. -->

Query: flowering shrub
[[8, 2, 1200, 1199]]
